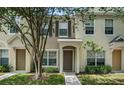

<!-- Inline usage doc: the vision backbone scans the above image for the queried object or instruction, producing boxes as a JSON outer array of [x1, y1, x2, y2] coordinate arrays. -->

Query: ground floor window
[[43, 50, 58, 66], [0, 49, 9, 65], [87, 50, 105, 66]]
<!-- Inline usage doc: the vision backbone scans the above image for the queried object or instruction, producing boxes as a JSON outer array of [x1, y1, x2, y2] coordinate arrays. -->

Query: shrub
[[105, 65, 112, 73], [85, 65, 112, 74], [96, 66, 106, 74], [44, 67, 59, 73], [79, 75, 98, 85], [85, 66, 96, 74], [0, 65, 10, 72], [46, 74, 65, 85], [0, 74, 65, 85], [0, 66, 2, 72]]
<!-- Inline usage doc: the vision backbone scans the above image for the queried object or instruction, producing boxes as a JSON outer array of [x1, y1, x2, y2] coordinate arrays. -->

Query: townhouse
[[0, 11, 124, 73]]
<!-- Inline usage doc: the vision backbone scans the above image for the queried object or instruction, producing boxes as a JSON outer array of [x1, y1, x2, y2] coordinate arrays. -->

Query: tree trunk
[[33, 56, 42, 80]]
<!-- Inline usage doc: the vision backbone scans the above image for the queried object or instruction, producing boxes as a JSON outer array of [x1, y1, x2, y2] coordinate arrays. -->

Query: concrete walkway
[[0, 71, 26, 81], [64, 72, 81, 85]]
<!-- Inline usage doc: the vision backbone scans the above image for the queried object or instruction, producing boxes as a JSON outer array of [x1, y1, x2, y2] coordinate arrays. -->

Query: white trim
[[58, 39, 82, 42], [59, 22, 68, 38], [86, 50, 105, 66], [8, 33, 17, 35], [72, 49, 75, 72], [63, 49, 73, 50], [42, 49, 59, 67], [0, 48, 10, 66], [45, 49, 59, 51], [113, 36, 124, 41], [84, 19, 95, 36], [0, 47, 10, 49], [104, 18, 114, 36], [42, 66, 58, 67], [59, 35, 68, 38], [15, 47, 25, 49]]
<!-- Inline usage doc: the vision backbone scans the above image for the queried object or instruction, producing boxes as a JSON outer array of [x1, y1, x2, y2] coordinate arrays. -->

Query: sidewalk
[[64, 72, 81, 85], [0, 71, 25, 81]]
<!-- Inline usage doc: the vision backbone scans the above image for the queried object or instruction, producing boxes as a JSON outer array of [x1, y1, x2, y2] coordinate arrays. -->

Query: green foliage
[[105, 65, 112, 73], [0, 66, 2, 72], [83, 40, 103, 53], [79, 75, 98, 85], [85, 66, 96, 74], [85, 65, 112, 74], [0, 65, 10, 72], [78, 73, 124, 85], [43, 67, 59, 73], [46, 74, 65, 85], [0, 74, 65, 85]]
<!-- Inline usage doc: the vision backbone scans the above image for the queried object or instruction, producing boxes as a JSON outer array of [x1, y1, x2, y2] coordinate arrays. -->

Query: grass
[[77, 73, 124, 85], [0, 73, 65, 85]]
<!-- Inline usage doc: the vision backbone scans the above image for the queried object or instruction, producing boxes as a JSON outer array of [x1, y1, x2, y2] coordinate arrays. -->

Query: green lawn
[[77, 73, 124, 85], [0, 73, 65, 85]]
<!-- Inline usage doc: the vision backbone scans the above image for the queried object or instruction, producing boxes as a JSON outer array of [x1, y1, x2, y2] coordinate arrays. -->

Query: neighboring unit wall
[[75, 15, 124, 71]]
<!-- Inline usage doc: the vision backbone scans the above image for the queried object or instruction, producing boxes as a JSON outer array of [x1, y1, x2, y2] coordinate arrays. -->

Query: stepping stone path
[[64, 72, 81, 85]]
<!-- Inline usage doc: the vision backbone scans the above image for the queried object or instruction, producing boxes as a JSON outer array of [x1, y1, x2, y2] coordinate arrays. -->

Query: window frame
[[87, 50, 105, 66], [85, 19, 95, 35], [8, 16, 21, 35], [105, 19, 114, 35], [9, 26, 18, 34], [40, 24, 52, 38], [0, 48, 9, 66], [42, 49, 58, 67], [87, 50, 95, 66], [59, 22, 68, 38]]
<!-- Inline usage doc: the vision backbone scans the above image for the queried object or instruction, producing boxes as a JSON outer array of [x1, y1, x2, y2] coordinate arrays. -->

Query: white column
[[26, 50, 31, 72], [121, 48, 124, 71], [76, 47, 80, 73], [59, 46, 63, 73], [109, 49, 114, 67], [9, 48, 16, 72]]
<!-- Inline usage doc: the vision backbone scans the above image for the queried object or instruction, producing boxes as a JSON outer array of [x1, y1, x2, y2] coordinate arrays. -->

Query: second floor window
[[41, 24, 52, 37], [9, 16, 20, 34], [85, 20, 94, 35], [105, 19, 113, 35], [41, 24, 48, 35], [10, 26, 17, 33], [59, 22, 68, 37], [43, 29, 48, 35]]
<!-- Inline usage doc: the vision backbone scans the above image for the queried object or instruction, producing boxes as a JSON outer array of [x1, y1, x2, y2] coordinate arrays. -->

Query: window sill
[[42, 66, 58, 67], [84, 34, 95, 36], [58, 36, 69, 38], [8, 33, 18, 35]]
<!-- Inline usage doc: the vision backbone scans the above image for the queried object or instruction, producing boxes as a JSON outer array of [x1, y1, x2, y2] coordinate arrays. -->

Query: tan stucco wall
[[75, 15, 124, 71], [1, 14, 124, 72]]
